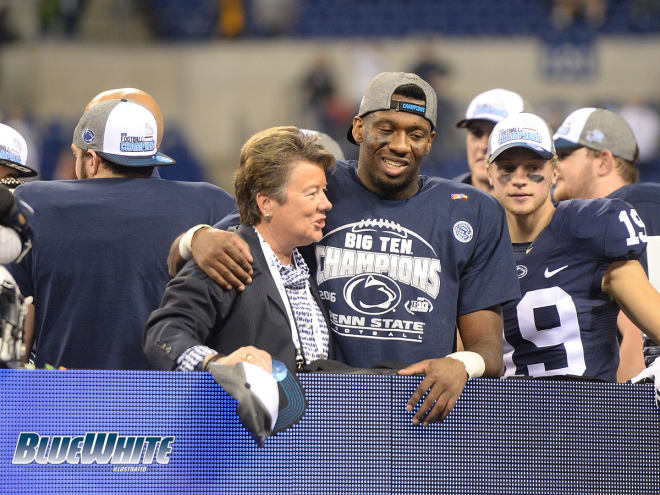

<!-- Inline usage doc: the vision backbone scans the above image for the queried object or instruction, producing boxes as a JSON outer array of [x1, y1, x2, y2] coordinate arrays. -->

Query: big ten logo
[[319, 290, 336, 302], [405, 297, 433, 315], [344, 232, 413, 254]]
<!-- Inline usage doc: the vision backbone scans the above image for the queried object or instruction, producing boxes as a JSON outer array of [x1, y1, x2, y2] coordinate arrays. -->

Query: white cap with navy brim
[[0, 123, 36, 177], [73, 99, 175, 167], [206, 359, 307, 447], [488, 112, 556, 163], [457, 88, 531, 128]]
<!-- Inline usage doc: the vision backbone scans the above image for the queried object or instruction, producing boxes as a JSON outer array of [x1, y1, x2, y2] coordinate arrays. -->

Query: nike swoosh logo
[[544, 265, 568, 278]]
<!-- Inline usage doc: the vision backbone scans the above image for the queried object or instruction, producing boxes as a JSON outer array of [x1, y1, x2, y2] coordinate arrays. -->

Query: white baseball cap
[[206, 359, 306, 446], [0, 123, 35, 177], [488, 112, 556, 163], [457, 88, 531, 128], [73, 99, 175, 167]]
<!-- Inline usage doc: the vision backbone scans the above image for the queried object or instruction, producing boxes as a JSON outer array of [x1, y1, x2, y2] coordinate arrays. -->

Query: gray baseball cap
[[347, 72, 437, 145], [457, 88, 532, 128], [553, 108, 638, 162], [73, 99, 175, 167]]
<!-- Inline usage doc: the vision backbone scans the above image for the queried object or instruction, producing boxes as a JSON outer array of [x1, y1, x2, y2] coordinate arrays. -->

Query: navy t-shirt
[[8, 178, 235, 370], [312, 161, 519, 367], [502, 198, 646, 381]]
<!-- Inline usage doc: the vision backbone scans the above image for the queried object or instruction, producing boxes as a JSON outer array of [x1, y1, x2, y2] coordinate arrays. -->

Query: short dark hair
[[392, 84, 426, 103], [102, 159, 155, 178], [79, 149, 156, 178], [234, 126, 336, 226]]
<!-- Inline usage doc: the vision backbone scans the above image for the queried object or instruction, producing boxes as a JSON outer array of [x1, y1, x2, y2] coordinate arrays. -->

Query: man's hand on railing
[[398, 357, 469, 425]]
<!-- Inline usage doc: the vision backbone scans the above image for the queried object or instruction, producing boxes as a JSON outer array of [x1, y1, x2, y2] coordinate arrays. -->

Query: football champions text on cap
[[73, 99, 175, 167], [488, 112, 556, 163]]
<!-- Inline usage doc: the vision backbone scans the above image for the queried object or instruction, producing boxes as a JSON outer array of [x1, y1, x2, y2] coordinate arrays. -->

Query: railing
[[1, 370, 658, 494]]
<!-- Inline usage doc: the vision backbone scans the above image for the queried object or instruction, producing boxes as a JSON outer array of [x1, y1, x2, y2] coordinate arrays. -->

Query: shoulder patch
[[453, 221, 473, 243]]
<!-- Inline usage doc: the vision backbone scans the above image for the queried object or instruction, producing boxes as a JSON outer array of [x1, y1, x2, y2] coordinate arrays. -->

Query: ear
[[550, 163, 559, 187], [596, 149, 616, 177], [255, 192, 274, 219], [86, 149, 102, 177], [352, 116, 365, 144], [486, 162, 494, 187], [424, 131, 436, 156]]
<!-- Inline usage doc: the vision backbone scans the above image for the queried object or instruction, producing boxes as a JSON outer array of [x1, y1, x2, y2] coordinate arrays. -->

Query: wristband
[[179, 224, 211, 261], [446, 351, 486, 379]]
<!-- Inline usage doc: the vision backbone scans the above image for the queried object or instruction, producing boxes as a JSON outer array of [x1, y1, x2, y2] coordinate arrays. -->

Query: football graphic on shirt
[[314, 219, 441, 343]]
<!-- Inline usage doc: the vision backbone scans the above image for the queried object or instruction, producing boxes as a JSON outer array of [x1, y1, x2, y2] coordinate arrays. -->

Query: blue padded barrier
[[1, 370, 658, 494]]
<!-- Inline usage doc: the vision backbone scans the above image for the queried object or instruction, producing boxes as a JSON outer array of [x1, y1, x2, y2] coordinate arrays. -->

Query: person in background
[[487, 112, 660, 381], [553, 107, 660, 380], [0, 122, 37, 189], [6, 98, 235, 369], [455, 89, 531, 193]]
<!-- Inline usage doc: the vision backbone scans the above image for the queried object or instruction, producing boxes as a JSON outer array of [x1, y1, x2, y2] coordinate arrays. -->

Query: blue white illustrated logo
[[12, 432, 175, 469], [82, 129, 95, 144], [453, 221, 473, 243], [517, 264, 528, 279]]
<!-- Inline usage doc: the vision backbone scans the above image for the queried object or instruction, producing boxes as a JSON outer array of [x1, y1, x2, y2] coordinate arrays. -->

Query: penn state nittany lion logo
[[82, 129, 95, 144], [343, 274, 401, 315]]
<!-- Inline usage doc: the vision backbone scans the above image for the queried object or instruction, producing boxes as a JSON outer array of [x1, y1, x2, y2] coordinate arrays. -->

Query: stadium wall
[[0, 38, 658, 188]]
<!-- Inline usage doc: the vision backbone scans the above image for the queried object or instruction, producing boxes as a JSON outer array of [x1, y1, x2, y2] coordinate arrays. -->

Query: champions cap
[[553, 108, 638, 162], [0, 123, 36, 177], [207, 359, 306, 447], [457, 88, 531, 128], [73, 99, 175, 167], [488, 112, 555, 163], [347, 72, 437, 145]]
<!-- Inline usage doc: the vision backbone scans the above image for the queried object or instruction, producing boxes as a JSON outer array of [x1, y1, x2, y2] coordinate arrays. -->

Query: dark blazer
[[143, 224, 333, 372]]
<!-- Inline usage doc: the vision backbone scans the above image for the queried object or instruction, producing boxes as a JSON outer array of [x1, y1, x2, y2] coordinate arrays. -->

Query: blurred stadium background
[[0, 0, 658, 190]]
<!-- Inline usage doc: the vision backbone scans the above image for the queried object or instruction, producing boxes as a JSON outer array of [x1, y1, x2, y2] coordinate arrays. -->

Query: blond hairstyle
[[585, 148, 639, 184], [234, 126, 336, 225]]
